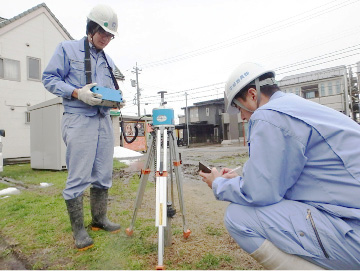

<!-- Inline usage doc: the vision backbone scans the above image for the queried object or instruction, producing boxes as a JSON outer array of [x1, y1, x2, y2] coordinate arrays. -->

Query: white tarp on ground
[[0, 147, 143, 198], [0, 187, 20, 196], [113, 146, 144, 165], [113, 146, 143, 159]]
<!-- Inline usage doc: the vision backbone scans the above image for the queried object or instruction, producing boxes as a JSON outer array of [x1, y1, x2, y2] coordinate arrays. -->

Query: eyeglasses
[[98, 27, 115, 40]]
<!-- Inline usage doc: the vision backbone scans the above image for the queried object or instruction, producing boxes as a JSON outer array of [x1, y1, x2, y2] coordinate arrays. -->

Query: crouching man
[[200, 62, 360, 270]]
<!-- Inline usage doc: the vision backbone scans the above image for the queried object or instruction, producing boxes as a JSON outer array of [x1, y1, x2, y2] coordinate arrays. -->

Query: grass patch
[[196, 253, 232, 269], [0, 160, 242, 270], [205, 226, 223, 236], [0, 161, 163, 269], [210, 153, 249, 169]]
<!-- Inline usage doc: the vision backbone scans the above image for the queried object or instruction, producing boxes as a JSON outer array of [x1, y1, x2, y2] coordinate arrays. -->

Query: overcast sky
[[2, 0, 360, 119]]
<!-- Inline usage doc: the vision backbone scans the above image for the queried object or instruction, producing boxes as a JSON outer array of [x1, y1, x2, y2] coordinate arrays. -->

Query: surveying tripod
[[126, 92, 191, 270]]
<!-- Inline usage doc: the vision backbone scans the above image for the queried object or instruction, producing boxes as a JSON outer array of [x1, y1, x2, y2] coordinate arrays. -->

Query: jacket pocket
[[68, 59, 86, 87], [289, 212, 325, 258]]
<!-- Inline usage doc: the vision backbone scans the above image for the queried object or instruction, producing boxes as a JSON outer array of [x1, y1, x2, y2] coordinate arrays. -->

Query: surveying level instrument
[[126, 91, 191, 270]]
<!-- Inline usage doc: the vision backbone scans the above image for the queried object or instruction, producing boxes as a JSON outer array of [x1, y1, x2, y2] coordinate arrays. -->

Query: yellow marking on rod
[[159, 203, 163, 225]]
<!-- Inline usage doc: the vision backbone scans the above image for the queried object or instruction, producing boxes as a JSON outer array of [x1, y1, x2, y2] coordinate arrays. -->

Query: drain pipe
[[0, 129, 5, 172]]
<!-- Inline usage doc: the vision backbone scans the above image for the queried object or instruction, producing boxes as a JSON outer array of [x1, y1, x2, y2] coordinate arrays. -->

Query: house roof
[[278, 65, 346, 87], [0, 3, 73, 39], [194, 98, 224, 106], [0, 2, 125, 81], [181, 98, 224, 109]]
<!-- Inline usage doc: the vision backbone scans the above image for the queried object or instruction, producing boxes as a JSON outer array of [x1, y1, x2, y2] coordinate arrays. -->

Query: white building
[[0, 3, 125, 161], [278, 65, 351, 115], [0, 3, 72, 160]]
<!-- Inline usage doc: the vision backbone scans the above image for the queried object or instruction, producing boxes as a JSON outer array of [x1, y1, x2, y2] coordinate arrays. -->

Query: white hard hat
[[224, 62, 275, 114], [87, 4, 118, 36]]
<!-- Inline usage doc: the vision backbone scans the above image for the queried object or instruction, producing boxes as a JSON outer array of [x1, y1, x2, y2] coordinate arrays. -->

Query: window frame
[[206, 107, 210, 117], [25, 111, 31, 124], [27, 56, 41, 81], [0, 57, 21, 81]]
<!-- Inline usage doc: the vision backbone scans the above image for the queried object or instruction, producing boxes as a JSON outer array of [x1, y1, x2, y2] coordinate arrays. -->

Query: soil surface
[[123, 143, 263, 269], [0, 143, 264, 270]]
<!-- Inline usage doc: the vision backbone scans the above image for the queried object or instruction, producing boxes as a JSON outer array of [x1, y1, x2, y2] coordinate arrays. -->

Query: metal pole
[[344, 68, 350, 117], [185, 92, 190, 147], [135, 62, 141, 117], [348, 67, 354, 121]]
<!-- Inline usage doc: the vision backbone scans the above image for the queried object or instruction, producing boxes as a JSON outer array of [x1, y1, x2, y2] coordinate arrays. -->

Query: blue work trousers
[[61, 113, 114, 200], [224, 199, 360, 270]]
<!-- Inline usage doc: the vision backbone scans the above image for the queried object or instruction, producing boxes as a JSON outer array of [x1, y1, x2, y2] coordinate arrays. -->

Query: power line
[[138, 0, 358, 69], [275, 45, 360, 71], [136, 46, 359, 102], [136, 58, 359, 106]]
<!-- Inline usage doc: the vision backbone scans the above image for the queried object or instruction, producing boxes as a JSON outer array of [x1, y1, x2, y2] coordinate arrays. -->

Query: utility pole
[[348, 66, 354, 121], [343, 67, 350, 117], [132, 62, 142, 117], [185, 92, 190, 147]]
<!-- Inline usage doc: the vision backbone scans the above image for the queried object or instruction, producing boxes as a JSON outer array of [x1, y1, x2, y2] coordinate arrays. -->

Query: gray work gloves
[[77, 83, 102, 106]]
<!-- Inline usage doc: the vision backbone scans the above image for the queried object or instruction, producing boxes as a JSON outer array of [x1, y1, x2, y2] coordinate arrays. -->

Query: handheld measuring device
[[91, 86, 123, 108]]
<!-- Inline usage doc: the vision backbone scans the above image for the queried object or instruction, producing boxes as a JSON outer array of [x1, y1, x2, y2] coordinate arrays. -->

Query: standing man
[[43, 4, 124, 251], [199, 62, 360, 269]]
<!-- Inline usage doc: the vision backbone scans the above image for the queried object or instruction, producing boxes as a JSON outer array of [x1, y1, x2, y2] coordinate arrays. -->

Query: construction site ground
[[0, 143, 263, 270]]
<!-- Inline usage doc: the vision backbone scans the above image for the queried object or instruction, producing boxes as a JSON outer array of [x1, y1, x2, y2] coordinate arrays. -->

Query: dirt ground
[[0, 143, 264, 270], [124, 143, 263, 270]]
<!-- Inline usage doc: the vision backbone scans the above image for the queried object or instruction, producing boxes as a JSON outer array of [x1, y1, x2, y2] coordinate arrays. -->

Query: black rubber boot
[[90, 187, 121, 233], [65, 196, 94, 251]]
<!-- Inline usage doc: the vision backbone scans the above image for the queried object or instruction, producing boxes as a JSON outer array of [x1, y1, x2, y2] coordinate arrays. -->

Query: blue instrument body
[[91, 86, 123, 103], [152, 108, 174, 126]]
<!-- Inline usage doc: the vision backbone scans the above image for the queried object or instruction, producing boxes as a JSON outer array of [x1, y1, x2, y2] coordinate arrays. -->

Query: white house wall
[[0, 7, 71, 159]]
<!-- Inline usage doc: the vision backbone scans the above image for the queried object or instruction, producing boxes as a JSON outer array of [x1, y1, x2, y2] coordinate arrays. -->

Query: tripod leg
[[126, 136, 155, 236], [169, 130, 191, 239]]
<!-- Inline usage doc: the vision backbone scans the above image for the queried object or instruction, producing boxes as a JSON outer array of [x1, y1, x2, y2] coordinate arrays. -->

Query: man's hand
[[220, 168, 239, 179], [76, 83, 102, 106], [199, 167, 222, 189]]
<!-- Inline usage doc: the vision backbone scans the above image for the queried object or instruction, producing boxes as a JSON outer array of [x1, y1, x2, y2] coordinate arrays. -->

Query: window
[[28, 57, 41, 80], [295, 87, 300, 96], [320, 83, 325, 96], [25, 112, 30, 124], [305, 92, 316, 99], [0, 57, 20, 81], [206, 107, 209, 116], [328, 81, 333, 95], [336, 80, 341, 94], [289, 88, 293, 94]]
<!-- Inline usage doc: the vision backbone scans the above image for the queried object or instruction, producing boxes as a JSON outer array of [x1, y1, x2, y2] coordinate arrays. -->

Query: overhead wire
[[138, 0, 358, 69], [132, 53, 360, 107], [130, 46, 360, 104]]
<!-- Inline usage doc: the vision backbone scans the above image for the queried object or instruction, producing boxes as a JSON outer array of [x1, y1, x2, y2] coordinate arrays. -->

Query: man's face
[[238, 106, 253, 121], [235, 88, 258, 121], [91, 28, 114, 50]]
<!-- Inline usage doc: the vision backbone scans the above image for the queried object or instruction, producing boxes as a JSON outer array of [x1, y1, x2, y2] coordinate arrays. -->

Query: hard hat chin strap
[[232, 77, 277, 113], [255, 78, 261, 107], [233, 99, 254, 113]]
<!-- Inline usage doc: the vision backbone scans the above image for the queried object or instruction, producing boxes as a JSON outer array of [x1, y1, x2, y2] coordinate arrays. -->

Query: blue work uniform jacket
[[213, 91, 360, 220], [42, 37, 116, 116]]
